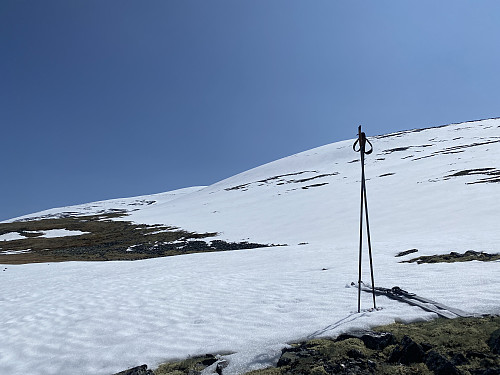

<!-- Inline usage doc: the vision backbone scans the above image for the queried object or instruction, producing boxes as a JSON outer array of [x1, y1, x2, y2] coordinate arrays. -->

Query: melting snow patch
[[40, 229, 89, 238], [0, 249, 31, 255], [0, 232, 27, 241], [0, 230, 89, 240]]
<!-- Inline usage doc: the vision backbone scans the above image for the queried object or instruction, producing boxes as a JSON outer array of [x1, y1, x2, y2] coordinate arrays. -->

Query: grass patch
[[0, 213, 269, 264]]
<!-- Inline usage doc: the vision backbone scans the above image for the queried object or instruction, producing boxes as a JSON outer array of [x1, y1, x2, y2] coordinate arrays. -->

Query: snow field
[[0, 244, 440, 375], [1, 241, 498, 375]]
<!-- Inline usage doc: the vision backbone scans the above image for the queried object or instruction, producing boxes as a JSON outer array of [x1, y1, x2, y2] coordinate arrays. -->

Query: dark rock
[[277, 343, 316, 367], [389, 335, 425, 364], [480, 357, 498, 369], [215, 359, 228, 375], [336, 331, 397, 350], [276, 354, 292, 367], [488, 329, 500, 354], [361, 332, 397, 350], [395, 249, 419, 257], [425, 351, 460, 375], [465, 250, 480, 256], [201, 355, 217, 366], [451, 352, 469, 366], [421, 342, 434, 352], [483, 369, 500, 375], [467, 351, 487, 359], [405, 250, 500, 264], [471, 368, 500, 375], [324, 359, 376, 375], [113, 364, 155, 375], [347, 349, 366, 359]]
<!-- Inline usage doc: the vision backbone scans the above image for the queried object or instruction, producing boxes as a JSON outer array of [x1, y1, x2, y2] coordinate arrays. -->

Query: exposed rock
[[323, 358, 376, 374], [346, 348, 366, 359], [404, 250, 500, 264], [451, 352, 469, 366], [336, 330, 396, 350], [154, 354, 224, 375], [425, 351, 460, 375], [471, 368, 500, 375], [215, 359, 228, 375], [488, 329, 500, 354], [421, 342, 434, 352], [468, 351, 488, 360], [383, 146, 411, 154], [395, 248, 418, 257], [388, 335, 425, 364], [276, 343, 317, 367], [114, 364, 155, 375], [150, 316, 500, 375], [201, 356, 218, 367]]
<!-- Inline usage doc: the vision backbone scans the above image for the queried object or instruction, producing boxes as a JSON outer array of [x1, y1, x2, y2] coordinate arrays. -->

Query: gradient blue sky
[[2, 1, 500, 220]]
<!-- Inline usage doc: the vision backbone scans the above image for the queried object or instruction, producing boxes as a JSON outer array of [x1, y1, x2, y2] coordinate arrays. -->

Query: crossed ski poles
[[353, 126, 376, 313]]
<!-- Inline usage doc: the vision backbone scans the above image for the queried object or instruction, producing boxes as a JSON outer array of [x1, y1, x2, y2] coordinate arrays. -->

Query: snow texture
[[1, 119, 499, 375]]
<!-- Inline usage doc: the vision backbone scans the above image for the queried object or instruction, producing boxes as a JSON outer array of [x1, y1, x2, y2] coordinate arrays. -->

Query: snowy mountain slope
[[1, 119, 499, 375], [4, 186, 207, 222], [135, 117, 500, 252], [10, 118, 500, 251]]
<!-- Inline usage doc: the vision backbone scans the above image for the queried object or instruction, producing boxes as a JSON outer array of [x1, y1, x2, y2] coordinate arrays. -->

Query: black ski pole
[[353, 125, 376, 312]]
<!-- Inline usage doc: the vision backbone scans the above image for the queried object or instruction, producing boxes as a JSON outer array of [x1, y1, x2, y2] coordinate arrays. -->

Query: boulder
[[488, 329, 500, 354], [113, 364, 155, 375], [388, 335, 425, 364], [425, 351, 460, 375], [336, 331, 397, 350]]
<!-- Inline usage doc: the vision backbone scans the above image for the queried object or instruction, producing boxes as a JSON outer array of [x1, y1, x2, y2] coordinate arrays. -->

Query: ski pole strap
[[353, 125, 373, 155]]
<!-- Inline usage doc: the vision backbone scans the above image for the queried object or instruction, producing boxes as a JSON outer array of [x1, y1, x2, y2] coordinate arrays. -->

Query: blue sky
[[1, 1, 500, 221]]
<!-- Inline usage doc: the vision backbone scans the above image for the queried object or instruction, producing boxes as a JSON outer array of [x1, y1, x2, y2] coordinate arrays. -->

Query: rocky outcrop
[[388, 335, 425, 364], [489, 329, 500, 355], [404, 250, 500, 264], [336, 330, 396, 350], [114, 364, 155, 375], [265, 316, 500, 375], [116, 316, 500, 375]]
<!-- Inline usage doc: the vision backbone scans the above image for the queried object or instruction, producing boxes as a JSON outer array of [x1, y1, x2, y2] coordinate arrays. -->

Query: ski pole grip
[[353, 126, 373, 154]]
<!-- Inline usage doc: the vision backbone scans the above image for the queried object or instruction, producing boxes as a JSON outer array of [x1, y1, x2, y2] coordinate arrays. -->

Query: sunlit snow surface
[[43, 229, 90, 238], [1, 119, 500, 375], [0, 232, 27, 241], [0, 229, 88, 241]]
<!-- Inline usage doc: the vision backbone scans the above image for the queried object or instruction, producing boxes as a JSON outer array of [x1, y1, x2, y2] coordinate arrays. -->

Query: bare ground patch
[[402, 250, 500, 264], [0, 213, 271, 264]]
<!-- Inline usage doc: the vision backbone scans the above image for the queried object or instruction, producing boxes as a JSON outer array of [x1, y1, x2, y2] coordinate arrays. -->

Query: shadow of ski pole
[[306, 311, 368, 340]]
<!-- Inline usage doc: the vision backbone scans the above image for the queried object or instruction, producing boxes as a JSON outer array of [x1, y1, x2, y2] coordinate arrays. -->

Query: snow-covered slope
[[6, 186, 207, 222], [10, 118, 500, 252], [1, 119, 499, 375], [124, 118, 500, 251]]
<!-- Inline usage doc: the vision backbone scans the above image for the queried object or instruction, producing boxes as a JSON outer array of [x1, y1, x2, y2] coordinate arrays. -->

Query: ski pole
[[353, 126, 376, 312]]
